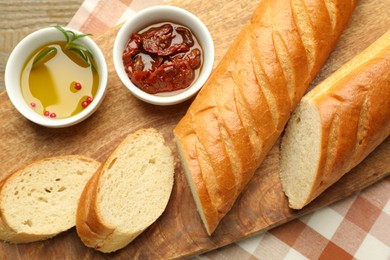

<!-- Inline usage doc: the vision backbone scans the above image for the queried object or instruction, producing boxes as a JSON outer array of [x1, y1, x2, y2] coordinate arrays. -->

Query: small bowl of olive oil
[[5, 26, 108, 128]]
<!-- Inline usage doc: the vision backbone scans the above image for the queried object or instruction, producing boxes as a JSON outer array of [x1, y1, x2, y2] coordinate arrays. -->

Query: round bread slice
[[0, 155, 100, 243], [76, 128, 175, 253]]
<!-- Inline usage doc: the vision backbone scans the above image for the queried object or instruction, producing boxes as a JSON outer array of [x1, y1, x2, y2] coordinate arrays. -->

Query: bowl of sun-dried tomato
[[113, 5, 214, 106]]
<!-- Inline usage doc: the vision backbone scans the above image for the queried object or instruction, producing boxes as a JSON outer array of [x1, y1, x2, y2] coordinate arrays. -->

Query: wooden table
[[1, 0, 389, 259], [0, 0, 83, 92]]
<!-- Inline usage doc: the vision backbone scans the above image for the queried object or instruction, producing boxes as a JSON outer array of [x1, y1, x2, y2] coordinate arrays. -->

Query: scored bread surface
[[76, 128, 174, 253], [280, 31, 390, 209], [174, 0, 357, 235], [0, 155, 100, 243]]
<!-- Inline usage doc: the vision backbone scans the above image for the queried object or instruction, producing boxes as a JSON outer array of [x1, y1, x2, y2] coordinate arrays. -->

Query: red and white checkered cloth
[[68, 1, 390, 259]]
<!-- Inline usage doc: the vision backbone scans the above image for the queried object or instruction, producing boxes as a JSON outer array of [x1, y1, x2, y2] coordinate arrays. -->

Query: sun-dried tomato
[[122, 22, 203, 94]]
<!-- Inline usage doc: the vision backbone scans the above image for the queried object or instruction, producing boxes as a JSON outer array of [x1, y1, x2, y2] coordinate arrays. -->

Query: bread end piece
[[280, 31, 390, 209]]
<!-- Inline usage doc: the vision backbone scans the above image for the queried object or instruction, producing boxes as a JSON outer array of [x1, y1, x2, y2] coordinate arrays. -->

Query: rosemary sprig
[[32, 25, 96, 70], [53, 25, 96, 71], [32, 46, 57, 67]]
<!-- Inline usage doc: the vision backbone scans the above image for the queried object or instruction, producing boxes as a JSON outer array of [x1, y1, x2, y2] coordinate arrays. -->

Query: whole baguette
[[280, 31, 390, 209], [174, 0, 357, 235]]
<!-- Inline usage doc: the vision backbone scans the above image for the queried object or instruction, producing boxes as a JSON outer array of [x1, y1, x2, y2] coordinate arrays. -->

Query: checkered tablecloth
[[68, 1, 390, 259]]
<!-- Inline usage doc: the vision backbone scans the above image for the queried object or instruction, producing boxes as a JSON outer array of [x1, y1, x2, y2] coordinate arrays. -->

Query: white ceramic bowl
[[113, 5, 214, 106], [5, 27, 108, 128]]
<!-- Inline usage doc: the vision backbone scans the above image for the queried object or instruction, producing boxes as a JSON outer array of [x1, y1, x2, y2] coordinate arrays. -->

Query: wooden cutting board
[[0, 0, 389, 258]]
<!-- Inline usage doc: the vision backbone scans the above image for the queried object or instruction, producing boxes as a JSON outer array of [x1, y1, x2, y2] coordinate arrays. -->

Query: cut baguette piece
[[76, 128, 174, 253], [0, 155, 100, 243], [280, 31, 390, 209]]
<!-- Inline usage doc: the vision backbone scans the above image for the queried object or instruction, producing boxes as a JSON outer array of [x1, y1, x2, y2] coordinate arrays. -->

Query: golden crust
[[76, 164, 114, 250]]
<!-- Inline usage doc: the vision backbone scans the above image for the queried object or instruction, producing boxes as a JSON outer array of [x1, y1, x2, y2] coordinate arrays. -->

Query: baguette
[[0, 155, 100, 243], [174, 0, 357, 235], [76, 128, 174, 253], [280, 31, 390, 209]]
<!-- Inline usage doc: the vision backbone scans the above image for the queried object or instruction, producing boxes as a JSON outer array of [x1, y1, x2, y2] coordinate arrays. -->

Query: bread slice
[[0, 155, 100, 243], [280, 31, 390, 209], [76, 128, 174, 253]]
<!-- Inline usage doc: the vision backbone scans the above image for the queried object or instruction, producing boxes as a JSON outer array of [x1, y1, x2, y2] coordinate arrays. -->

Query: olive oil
[[20, 41, 99, 119]]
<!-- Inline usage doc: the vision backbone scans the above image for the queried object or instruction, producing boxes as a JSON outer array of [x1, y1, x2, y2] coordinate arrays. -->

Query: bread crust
[[174, 0, 357, 234], [290, 31, 390, 208], [76, 164, 114, 249]]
